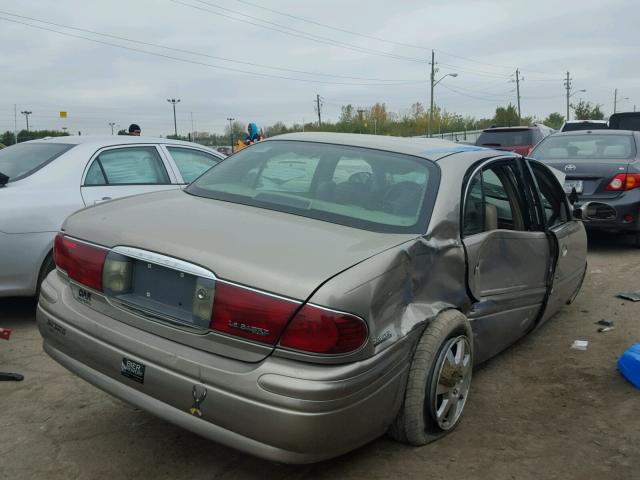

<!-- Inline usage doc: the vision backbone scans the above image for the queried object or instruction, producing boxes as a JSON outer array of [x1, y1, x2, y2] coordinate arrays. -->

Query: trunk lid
[[538, 158, 630, 198], [62, 190, 416, 361]]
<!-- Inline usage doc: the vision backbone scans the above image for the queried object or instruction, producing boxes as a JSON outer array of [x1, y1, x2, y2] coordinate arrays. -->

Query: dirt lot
[[1, 232, 639, 480]]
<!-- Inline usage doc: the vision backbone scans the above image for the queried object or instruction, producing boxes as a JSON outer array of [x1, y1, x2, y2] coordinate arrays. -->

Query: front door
[[462, 159, 551, 363], [528, 161, 588, 325]]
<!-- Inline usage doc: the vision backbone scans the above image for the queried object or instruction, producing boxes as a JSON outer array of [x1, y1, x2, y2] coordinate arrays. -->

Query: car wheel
[[389, 309, 473, 445], [36, 253, 55, 299]]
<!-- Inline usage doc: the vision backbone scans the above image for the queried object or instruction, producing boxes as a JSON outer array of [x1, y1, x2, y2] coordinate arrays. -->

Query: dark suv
[[476, 124, 554, 156]]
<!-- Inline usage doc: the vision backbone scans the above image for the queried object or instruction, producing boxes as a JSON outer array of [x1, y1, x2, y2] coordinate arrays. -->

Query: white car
[[560, 120, 608, 132], [0, 135, 224, 297]]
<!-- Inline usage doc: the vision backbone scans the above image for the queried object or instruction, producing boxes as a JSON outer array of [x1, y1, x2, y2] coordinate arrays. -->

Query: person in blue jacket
[[244, 123, 262, 145]]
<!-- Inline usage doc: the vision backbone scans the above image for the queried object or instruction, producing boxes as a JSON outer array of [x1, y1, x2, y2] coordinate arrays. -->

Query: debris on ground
[[0, 327, 11, 340], [598, 326, 615, 333], [571, 340, 589, 350], [595, 320, 614, 327], [617, 292, 640, 302], [618, 343, 640, 389]]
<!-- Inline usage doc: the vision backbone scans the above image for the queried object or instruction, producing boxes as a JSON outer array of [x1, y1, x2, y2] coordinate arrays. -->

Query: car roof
[[265, 132, 502, 161], [564, 120, 607, 124], [25, 135, 216, 150], [551, 129, 635, 136]]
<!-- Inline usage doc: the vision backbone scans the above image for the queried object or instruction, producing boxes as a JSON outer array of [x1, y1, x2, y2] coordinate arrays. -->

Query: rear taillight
[[280, 304, 368, 354], [606, 173, 640, 191], [53, 233, 108, 291], [525, 146, 534, 156], [209, 282, 299, 344]]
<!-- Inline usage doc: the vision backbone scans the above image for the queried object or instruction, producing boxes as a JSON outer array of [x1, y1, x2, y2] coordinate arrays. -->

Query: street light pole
[[108, 122, 116, 135], [429, 50, 435, 138], [613, 88, 629, 114], [429, 71, 458, 137], [167, 98, 180, 137], [20, 111, 32, 132], [227, 117, 235, 152]]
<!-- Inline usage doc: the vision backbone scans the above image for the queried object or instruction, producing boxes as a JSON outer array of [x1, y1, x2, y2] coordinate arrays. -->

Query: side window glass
[[84, 160, 107, 186], [531, 164, 569, 228], [255, 153, 320, 194], [462, 164, 525, 236], [167, 147, 220, 183], [86, 147, 169, 186]]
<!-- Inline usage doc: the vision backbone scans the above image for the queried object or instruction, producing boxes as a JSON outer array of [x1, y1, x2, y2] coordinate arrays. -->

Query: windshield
[[0, 143, 75, 182], [532, 134, 635, 160], [562, 122, 608, 132], [477, 129, 533, 147], [186, 140, 439, 233]]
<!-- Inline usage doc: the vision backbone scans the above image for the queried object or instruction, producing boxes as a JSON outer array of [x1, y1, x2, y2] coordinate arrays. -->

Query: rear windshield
[[476, 129, 533, 147], [562, 122, 608, 132], [186, 140, 439, 233], [0, 143, 74, 182], [611, 117, 640, 131], [532, 134, 635, 160]]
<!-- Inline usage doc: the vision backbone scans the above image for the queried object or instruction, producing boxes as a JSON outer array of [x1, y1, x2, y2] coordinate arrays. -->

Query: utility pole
[[108, 122, 116, 135], [357, 109, 365, 133], [614, 88, 618, 114], [227, 117, 235, 152], [515, 68, 522, 124], [315, 94, 322, 127], [564, 71, 572, 121], [190, 112, 195, 141], [13, 104, 17, 144], [20, 110, 32, 132], [429, 49, 435, 137], [167, 98, 180, 137]]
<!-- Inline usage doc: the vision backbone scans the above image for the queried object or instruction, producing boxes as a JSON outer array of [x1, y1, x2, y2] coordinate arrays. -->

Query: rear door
[[528, 161, 587, 325], [81, 145, 179, 206], [162, 146, 223, 184], [462, 158, 551, 363]]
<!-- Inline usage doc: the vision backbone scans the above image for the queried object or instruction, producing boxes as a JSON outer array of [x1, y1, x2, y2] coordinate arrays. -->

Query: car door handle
[[94, 197, 112, 204]]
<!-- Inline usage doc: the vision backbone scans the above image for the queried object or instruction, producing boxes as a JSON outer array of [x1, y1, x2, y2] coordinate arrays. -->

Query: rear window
[[0, 143, 74, 182], [476, 129, 533, 147], [562, 122, 608, 132], [532, 134, 635, 160], [612, 117, 640, 131], [186, 140, 439, 233]]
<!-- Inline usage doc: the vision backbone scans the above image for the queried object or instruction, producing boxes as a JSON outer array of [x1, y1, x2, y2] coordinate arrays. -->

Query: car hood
[[62, 190, 417, 300]]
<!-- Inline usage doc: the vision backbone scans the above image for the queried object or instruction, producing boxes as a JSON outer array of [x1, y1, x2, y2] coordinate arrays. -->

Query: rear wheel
[[35, 253, 55, 299], [389, 309, 473, 445]]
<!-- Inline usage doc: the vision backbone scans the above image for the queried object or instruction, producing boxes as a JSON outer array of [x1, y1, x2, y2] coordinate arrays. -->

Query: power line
[[0, 9, 422, 83], [0, 15, 424, 87], [170, 0, 428, 64], [229, 0, 561, 77]]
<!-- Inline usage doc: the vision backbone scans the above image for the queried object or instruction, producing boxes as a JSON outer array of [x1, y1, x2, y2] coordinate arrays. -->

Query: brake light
[[209, 282, 299, 344], [525, 146, 534, 156], [606, 173, 640, 191], [280, 304, 368, 354], [53, 233, 108, 291]]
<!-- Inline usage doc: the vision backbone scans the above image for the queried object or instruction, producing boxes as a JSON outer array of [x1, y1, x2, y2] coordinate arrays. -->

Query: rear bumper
[[36, 272, 410, 464], [576, 190, 640, 232]]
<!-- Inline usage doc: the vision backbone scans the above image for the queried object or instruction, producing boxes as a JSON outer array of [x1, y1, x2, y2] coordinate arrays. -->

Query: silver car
[[37, 133, 587, 463], [0, 136, 223, 297]]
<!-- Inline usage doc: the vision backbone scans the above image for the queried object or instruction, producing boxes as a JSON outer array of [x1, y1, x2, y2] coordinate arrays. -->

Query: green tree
[[543, 112, 565, 129], [1, 131, 16, 146], [493, 104, 520, 127], [571, 100, 605, 120]]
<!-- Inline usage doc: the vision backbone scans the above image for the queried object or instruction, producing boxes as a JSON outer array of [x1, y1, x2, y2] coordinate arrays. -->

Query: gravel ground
[[1, 232, 639, 480]]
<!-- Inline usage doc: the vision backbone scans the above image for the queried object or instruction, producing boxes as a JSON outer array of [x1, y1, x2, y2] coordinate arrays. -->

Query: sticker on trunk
[[121, 357, 145, 384]]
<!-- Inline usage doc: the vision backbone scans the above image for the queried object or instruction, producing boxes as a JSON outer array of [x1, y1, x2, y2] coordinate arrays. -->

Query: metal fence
[[416, 129, 484, 144]]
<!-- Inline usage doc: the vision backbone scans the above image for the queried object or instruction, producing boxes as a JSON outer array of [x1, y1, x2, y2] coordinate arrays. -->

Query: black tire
[[35, 252, 55, 299], [389, 309, 473, 446], [634, 231, 640, 249]]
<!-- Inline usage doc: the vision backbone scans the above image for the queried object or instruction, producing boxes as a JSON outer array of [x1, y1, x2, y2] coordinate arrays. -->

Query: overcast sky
[[1, 0, 638, 136]]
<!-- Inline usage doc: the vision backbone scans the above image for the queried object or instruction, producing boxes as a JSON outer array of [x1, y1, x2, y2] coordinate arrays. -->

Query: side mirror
[[572, 207, 582, 220]]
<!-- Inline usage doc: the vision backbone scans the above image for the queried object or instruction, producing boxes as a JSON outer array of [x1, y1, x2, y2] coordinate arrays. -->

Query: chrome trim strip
[[63, 234, 110, 250], [112, 246, 217, 280], [216, 278, 302, 305]]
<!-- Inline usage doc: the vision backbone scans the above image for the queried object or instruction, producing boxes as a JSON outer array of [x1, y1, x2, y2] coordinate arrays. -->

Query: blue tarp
[[618, 343, 640, 389]]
